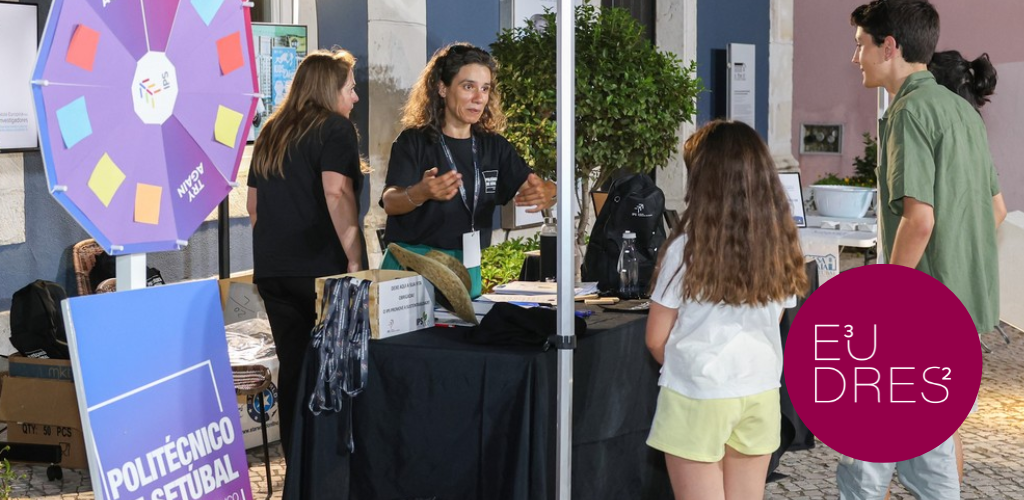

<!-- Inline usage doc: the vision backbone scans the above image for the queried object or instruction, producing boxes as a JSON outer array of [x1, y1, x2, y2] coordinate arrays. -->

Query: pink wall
[[793, 0, 1024, 211]]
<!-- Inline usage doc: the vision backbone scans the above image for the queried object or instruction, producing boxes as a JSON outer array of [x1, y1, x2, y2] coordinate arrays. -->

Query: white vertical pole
[[116, 253, 147, 291], [875, 88, 889, 264], [555, 0, 576, 499]]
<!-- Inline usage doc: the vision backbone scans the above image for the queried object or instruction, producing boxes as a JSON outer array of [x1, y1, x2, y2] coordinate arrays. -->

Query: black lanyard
[[438, 134, 481, 232]]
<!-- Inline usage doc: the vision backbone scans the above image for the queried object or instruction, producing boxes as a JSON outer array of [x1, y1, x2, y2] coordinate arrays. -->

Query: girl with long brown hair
[[379, 43, 556, 297], [245, 49, 364, 462], [645, 120, 808, 499]]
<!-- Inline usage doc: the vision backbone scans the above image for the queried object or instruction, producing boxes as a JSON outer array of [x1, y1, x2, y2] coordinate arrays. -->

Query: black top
[[382, 128, 532, 249], [247, 114, 362, 280]]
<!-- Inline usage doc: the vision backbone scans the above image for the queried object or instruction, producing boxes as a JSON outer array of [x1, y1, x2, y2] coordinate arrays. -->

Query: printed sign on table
[[63, 281, 251, 500]]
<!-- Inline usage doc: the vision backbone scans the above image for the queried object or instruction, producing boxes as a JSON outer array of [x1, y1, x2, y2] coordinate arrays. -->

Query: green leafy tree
[[492, 5, 702, 244]]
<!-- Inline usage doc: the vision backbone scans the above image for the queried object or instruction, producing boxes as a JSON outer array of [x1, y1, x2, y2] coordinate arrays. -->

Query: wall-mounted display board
[[248, 23, 308, 142], [0, 1, 40, 152]]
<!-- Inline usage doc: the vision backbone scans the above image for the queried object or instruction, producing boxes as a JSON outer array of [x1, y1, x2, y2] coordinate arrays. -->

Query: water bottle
[[618, 231, 640, 299], [539, 217, 558, 281]]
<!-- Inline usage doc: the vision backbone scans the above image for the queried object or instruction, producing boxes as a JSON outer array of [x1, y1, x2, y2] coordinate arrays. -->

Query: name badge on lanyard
[[439, 134, 483, 269], [463, 230, 481, 268]]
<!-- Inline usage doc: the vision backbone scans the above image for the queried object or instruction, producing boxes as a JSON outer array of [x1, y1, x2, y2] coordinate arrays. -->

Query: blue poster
[[63, 281, 251, 500], [271, 46, 298, 109]]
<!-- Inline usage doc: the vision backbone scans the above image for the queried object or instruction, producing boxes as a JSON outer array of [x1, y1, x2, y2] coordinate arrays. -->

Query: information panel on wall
[[509, 0, 584, 29], [0, 1, 39, 151], [727, 43, 756, 129]]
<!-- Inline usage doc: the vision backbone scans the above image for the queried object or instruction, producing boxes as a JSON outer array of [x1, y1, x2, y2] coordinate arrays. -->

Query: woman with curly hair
[[379, 43, 556, 297], [644, 120, 808, 500]]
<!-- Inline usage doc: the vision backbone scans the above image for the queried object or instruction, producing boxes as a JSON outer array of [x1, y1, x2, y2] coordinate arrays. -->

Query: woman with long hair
[[645, 120, 808, 499], [246, 49, 364, 461], [379, 43, 556, 297]]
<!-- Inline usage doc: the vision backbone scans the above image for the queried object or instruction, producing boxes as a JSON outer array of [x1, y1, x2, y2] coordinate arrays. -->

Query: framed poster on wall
[[727, 43, 756, 129], [0, 1, 39, 151], [248, 23, 308, 142]]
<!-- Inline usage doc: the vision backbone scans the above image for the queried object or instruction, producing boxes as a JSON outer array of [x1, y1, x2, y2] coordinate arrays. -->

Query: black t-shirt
[[382, 128, 532, 250], [247, 114, 362, 280]]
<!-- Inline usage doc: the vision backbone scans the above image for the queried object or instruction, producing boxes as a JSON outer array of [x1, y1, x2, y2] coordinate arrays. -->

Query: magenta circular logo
[[784, 264, 982, 462]]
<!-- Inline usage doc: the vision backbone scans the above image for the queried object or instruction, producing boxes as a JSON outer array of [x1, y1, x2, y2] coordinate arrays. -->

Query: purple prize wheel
[[32, 0, 259, 255]]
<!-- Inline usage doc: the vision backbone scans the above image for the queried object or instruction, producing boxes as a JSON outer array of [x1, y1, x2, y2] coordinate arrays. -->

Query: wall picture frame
[[800, 124, 842, 155]]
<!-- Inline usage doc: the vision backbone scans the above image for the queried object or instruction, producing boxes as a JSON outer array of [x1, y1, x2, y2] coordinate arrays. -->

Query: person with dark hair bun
[[929, 50, 998, 111], [925, 48, 1008, 500], [379, 43, 556, 297]]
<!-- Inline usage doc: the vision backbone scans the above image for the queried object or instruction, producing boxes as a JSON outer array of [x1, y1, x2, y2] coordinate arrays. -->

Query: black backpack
[[582, 173, 667, 295], [10, 280, 71, 359]]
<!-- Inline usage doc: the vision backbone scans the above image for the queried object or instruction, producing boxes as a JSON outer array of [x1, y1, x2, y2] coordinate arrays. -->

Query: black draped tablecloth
[[284, 261, 818, 499], [284, 310, 672, 500]]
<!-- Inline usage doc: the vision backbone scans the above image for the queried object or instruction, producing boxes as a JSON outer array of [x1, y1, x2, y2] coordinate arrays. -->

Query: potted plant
[[480, 235, 539, 293], [812, 133, 878, 218], [491, 5, 702, 245]]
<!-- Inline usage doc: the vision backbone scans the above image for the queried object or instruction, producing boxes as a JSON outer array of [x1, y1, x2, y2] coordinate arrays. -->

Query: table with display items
[[282, 263, 818, 500]]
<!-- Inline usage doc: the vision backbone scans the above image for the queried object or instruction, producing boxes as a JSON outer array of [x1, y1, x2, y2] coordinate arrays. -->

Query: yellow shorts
[[647, 386, 781, 462]]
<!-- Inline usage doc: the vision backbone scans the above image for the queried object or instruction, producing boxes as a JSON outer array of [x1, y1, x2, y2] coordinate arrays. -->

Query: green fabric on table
[[380, 242, 482, 298]]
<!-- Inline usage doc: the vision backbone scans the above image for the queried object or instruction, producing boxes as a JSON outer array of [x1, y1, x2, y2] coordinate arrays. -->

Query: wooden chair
[[72, 239, 106, 295], [72, 239, 117, 295]]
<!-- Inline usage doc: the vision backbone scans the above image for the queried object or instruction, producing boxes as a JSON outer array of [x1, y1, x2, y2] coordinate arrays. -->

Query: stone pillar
[[297, 0, 318, 49], [0, 153, 26, 245], [769, 0, 799, 171], [365, 0, 426, 267], [655, 0, 697, 214]]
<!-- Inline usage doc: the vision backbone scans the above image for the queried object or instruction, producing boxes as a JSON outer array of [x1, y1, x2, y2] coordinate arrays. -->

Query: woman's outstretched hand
[[515, 173, 557, 213]]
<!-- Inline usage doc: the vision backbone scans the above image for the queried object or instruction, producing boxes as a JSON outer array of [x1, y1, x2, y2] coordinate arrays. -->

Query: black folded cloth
[[464, 303, 588, 350]]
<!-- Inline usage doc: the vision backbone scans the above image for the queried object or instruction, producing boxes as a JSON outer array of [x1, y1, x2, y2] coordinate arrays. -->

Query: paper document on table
[[479, 294, 558, 305], [472, 301, 495, 316], [434, 310, 478, 327], [492, 281, 599, 297]]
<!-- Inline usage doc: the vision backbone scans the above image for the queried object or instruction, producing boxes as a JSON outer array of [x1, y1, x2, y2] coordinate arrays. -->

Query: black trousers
[[256, 276, 317, 463]]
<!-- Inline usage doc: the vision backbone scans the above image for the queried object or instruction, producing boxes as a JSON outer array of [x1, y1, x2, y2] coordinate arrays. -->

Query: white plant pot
[[811, 185, 875, 218]]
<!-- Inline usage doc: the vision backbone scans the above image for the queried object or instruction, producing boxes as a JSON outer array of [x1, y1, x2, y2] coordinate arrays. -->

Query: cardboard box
[[0, 373, 87, 469], [8, 354, 74, 382], [316, 270, 435, 339], [217, 272, 267, 325], [233, 355, 281, 450]]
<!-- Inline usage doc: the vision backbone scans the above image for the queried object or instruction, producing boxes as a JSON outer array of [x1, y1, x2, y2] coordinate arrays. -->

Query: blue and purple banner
[[63, 281, 252, 500]]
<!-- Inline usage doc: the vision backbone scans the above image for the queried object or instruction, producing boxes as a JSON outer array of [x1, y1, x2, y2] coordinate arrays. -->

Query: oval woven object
[[388, 244, 478, 325], [425, 250, 472, 292]]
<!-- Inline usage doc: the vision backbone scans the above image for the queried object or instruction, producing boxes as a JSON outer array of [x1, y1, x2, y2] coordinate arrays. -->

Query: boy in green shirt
[[840, 1, 1006, 498]]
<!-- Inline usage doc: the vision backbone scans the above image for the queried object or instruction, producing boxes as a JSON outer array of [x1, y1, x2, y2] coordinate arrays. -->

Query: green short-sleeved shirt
[[877, 71, 1001, 333]]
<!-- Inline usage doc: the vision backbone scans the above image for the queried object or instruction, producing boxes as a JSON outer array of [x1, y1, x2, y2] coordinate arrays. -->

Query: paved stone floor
[[7, 252, 1024, 499]]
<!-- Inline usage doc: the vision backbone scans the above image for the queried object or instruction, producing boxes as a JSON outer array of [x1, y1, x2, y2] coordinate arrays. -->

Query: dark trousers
[[256, 276, 317, 463]]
